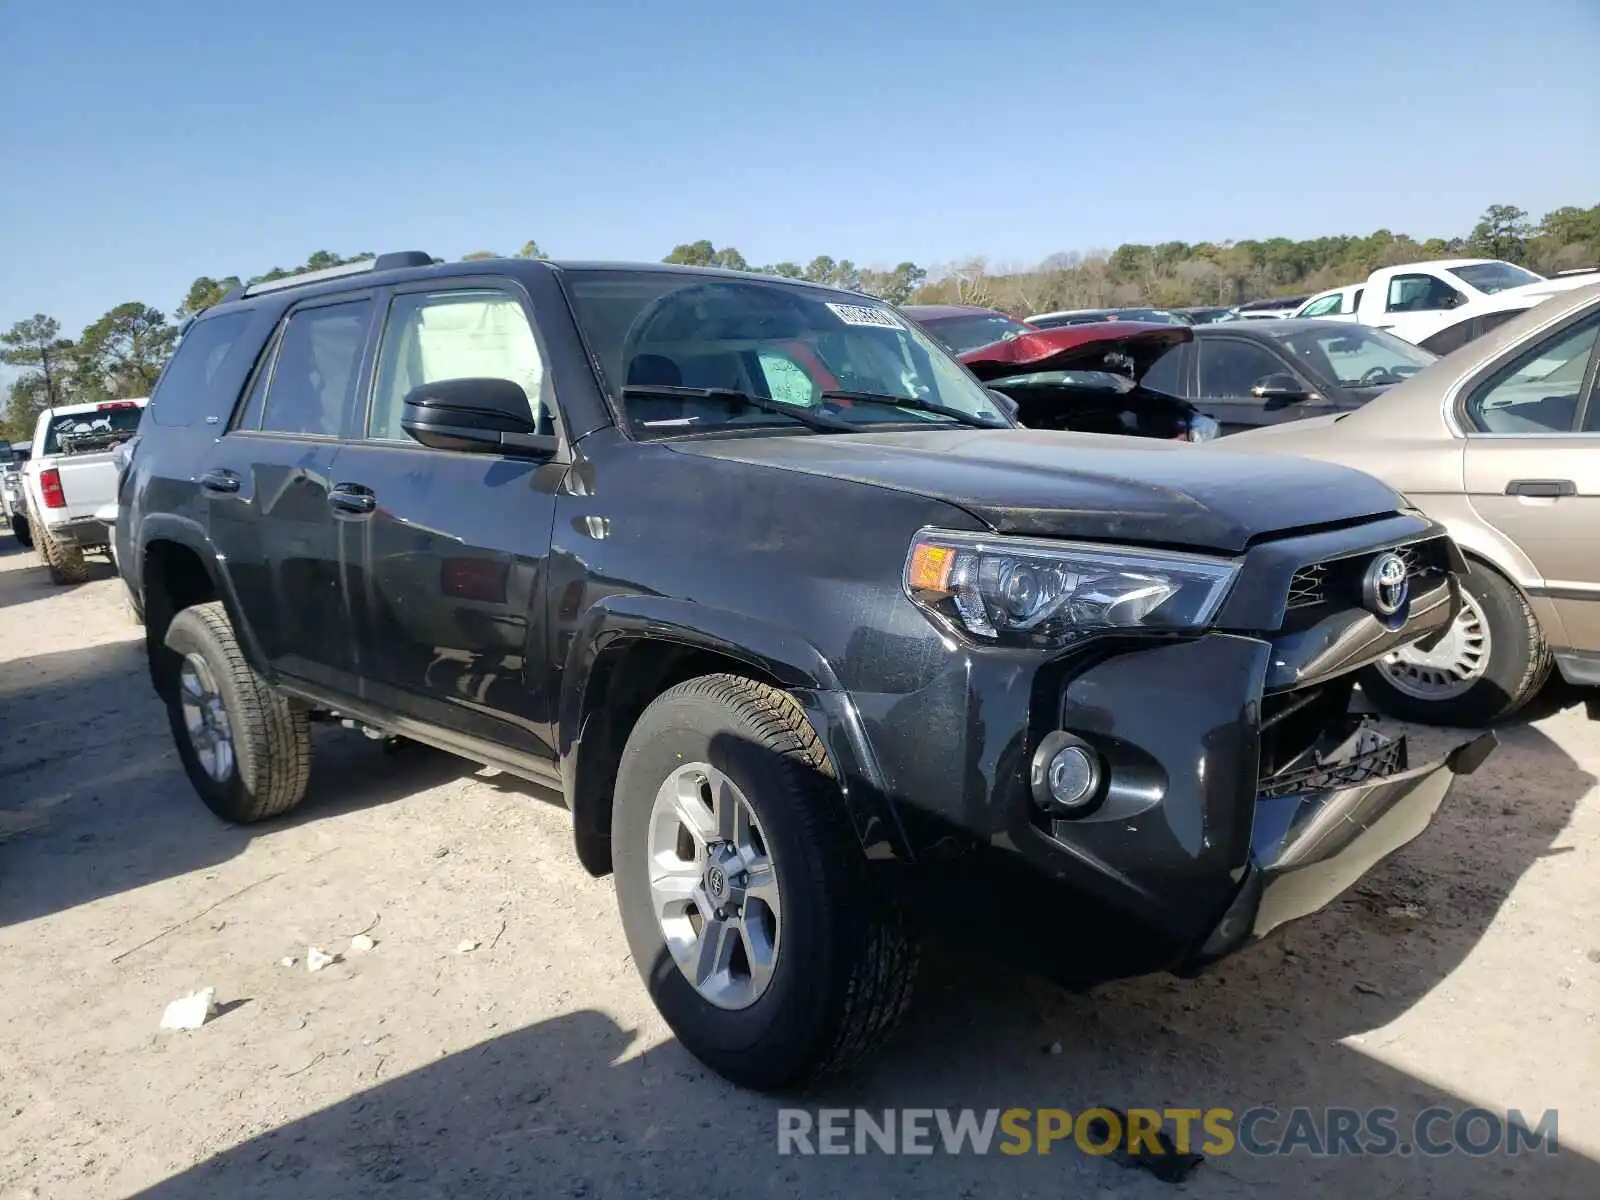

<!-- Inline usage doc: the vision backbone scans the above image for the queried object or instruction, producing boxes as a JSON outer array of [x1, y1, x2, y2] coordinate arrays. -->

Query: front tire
[[162, 601, 311, 822], [1361, 560, 1551, 726], [612, 674, 917, 1090]]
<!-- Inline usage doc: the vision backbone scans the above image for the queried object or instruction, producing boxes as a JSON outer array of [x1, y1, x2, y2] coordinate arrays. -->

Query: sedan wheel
[[1376, 589, 1491, 700]]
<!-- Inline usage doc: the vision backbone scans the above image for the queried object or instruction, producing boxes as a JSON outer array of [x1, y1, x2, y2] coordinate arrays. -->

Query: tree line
[[4, 202, 1595, 443]]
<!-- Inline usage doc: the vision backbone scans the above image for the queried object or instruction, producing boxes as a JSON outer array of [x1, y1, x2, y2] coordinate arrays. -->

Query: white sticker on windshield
[[826, 302, 902, 330]]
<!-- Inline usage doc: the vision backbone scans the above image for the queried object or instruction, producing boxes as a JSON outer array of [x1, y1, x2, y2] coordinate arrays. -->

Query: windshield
[[1271, 325, 1436, 387], [560, 271, 1010, 434], [43, 404, 144, 455], [918, 312, 1033, 355], [1448, 261, 1544, 294]]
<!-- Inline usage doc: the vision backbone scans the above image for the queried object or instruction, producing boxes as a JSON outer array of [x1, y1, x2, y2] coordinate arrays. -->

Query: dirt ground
[[0, 531, 1596, 1200]]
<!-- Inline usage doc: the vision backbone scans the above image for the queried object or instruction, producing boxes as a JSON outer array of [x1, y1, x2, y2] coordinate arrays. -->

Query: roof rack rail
[[235, 250, 435, 299]]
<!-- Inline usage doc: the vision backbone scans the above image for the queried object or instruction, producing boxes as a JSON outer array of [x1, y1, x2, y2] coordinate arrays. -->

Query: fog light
[[1030, 731, 1104, 815]]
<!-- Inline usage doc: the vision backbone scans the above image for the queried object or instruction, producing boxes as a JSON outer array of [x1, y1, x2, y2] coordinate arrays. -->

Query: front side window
[[1272, 326, 1434, 387], [1465, 312, 1600, 434], [560, 271, 1009, 435], [1386, 274, 1465, 313], [1298, 293, 1344, 318], [1197, 340, 1291, 399], [1448, 261, 1544, 295], [370, 290, 548, 441], [257, 301, 372, 437]]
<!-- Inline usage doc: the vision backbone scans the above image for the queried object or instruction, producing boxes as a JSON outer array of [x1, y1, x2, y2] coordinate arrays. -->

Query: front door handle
[[199, 469, 240, 494], [328, 483, 377, 515], [1505, 479, 1576, 498]]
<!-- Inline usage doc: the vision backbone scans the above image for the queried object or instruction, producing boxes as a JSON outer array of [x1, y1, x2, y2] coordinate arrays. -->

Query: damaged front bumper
[[1186, 723, 1497, 967]]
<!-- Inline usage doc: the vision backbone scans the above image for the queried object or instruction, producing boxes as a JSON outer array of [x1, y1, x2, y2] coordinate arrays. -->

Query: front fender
[[559, 594, 913, 863]]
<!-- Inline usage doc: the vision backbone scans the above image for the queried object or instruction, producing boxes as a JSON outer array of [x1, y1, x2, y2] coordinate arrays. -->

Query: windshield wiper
[[620, 385, 856, 433], [817, 390, 999, 429]]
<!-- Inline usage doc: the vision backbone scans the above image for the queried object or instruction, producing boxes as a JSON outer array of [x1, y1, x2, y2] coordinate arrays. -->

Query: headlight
[[1187, 413, 1221, 442], [904, 529, 1239, 646]]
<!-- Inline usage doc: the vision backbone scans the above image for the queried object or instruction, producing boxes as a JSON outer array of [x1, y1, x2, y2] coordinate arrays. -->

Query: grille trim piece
[[1257, 724, 1407, 799], [1284, 537, 1449, 614]]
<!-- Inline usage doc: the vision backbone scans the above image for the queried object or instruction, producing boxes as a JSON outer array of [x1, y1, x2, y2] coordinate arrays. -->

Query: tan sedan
[[1224, 282, 1600, 725]]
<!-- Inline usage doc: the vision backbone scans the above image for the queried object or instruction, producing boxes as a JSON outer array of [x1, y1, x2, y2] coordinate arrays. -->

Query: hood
[[671, 427, 1400, 553], [959, 322, 1191, 383]]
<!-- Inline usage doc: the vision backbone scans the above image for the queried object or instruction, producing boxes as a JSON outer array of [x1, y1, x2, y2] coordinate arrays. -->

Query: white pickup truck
[[1291, 259, 1598, 345], [17, 398, 146, 583]]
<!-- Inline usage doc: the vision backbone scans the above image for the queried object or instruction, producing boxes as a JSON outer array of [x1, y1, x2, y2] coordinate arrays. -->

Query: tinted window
[[1197, 340, 1289, 398], [1143, 345, 1184, 395], [919, 313, 1032, 355], [1419, 317, 1476, 357], [1465, 313, 1600, 434], [1448, 261, 1543, 294], [1386, 274, 1465, 313], [150, 312, 254, 427], [258, 302, 371, 437], [371, 290, 547, 441], [43, 404, 144, 455]]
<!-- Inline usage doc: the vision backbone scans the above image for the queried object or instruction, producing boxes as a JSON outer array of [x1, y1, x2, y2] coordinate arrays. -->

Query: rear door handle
[[199, 469, 240, 494], [328, 483, 377, 515], [1505, 479, 1576, 498]]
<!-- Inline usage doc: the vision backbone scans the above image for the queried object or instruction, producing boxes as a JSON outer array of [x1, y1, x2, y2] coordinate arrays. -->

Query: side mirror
[[1250, 373, 1314, 406], [400, 378, 556, 455], [987, 388, 1021, 423]]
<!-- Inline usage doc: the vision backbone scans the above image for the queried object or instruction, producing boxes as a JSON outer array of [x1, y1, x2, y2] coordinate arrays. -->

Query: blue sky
[[2, 0, 1596, 340]]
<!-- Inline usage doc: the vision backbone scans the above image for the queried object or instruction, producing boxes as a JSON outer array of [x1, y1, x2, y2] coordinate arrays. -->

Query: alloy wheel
[[647, 762, 782, 1010], [179, 652, 236, 782], [1376, 589, 1492, 701]]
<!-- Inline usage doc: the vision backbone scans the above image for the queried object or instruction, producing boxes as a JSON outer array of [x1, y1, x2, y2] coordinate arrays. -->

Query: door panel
[[1465, 436, 1600, 650], [205, 437, 356, 692], [336, 443, 564, 758]]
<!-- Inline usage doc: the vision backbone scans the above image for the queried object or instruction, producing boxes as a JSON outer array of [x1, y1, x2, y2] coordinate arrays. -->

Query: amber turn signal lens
[[907, 543, 955, 593]]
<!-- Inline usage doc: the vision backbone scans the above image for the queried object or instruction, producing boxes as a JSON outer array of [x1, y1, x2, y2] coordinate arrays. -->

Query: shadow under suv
[[117, 252, 1493, 1089]]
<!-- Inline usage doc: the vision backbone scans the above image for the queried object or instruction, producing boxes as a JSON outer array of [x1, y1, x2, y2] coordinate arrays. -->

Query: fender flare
[[135, 514, 270, 689], [558, 594, 913, 864]]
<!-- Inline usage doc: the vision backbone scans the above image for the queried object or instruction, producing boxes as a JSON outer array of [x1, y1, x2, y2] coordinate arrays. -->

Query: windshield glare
[[560, 271, 1009, 434], [920, 313, 1033, 355], [1448, 261, 1544, 294], [1274, 326, 1436, 387]]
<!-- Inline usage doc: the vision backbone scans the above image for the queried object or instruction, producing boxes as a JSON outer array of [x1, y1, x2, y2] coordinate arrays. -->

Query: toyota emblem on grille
[[1363, 552, 1409, 617]]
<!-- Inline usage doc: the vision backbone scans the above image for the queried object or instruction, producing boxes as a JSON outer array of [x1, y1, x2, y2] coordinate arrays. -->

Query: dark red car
[[903, 305, 1219, 442]]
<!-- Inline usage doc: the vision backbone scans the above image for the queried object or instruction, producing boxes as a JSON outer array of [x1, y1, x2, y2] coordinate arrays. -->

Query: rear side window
[[149, 312, 254, 427], [1142, 345, 1184, 395], [256, 301, 372, 437]]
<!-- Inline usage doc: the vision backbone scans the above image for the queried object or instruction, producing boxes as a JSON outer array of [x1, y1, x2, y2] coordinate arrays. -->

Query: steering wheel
[[1358, 366, 1394, 386]]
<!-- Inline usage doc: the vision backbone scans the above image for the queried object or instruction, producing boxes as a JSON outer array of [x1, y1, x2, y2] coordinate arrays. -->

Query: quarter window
[[1299, 293, 1343, 318], [370, 290, 548, 441], [150, 312, 254, 427], [1142, 345, 1185, 395], [1197, 340, 1290, 399], [1464, 313, 1600, 434], [258, 301, 372, 437]]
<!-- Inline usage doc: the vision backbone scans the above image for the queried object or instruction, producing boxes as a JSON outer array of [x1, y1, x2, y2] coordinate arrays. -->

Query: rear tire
[[10, 512, 31, 549], [1361, 560, 1551, 726], [34, 509, 89, 585], [612, 674, 917, 1090], [163, 601, 311, 823]]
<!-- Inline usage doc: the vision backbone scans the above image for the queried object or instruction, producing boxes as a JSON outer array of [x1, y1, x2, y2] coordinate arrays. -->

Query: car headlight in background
[[905, 529, 1238, 646], [1187, 413, 1221, 442]]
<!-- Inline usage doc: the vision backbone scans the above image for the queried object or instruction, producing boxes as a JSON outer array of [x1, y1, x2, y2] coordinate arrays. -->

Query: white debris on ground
[[456, 939, 479, 954], [305, 946, 336, 972], [349, 934, 376, 953], [278, 956, 296, 968], [158, 988, 216, 1031]]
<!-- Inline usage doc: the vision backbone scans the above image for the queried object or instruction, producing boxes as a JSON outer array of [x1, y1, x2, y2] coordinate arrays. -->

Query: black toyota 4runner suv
[[118, 253, 1494, 1089]]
